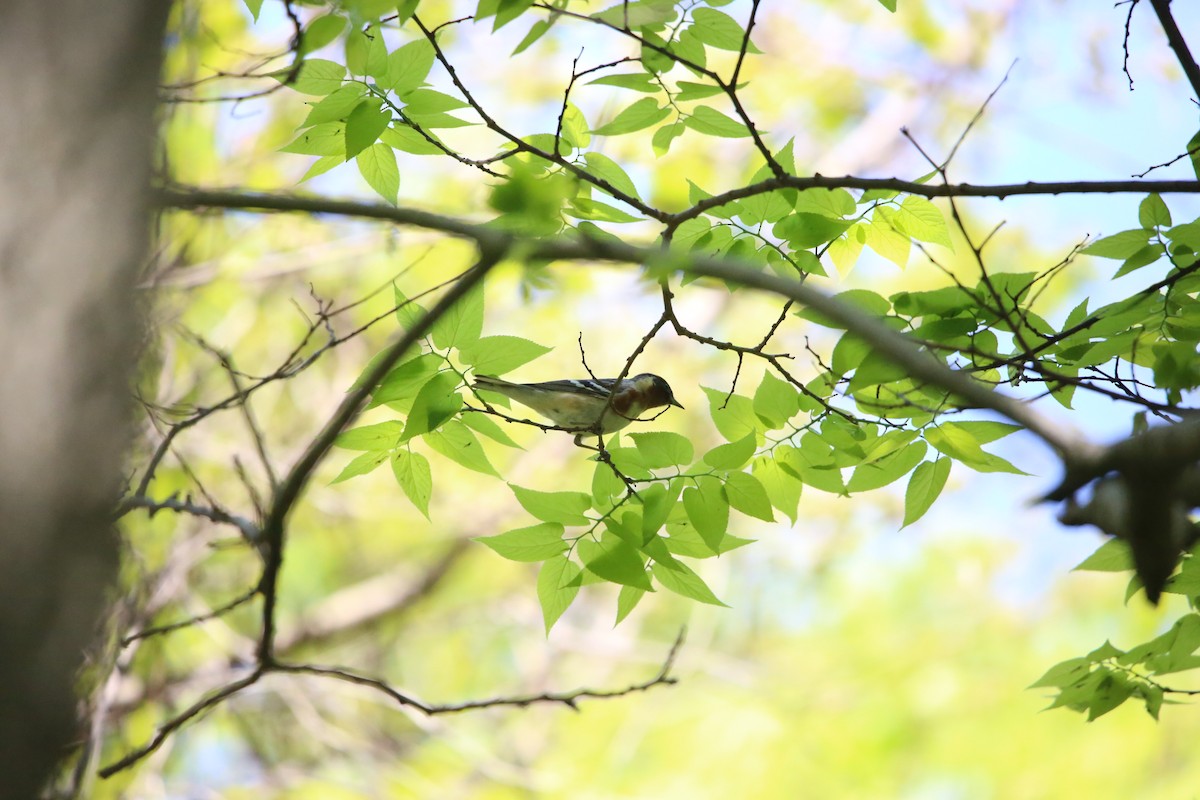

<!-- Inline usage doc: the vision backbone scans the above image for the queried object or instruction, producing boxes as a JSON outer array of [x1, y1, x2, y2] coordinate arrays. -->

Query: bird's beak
[[669, 397, 684, 409]]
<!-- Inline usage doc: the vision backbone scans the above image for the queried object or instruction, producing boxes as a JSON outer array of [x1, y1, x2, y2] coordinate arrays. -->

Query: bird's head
[[632, 373, 684, 410]]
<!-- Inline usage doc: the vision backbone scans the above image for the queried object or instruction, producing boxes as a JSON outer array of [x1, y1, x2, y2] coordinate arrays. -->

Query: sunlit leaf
[[723, 471, 774, 522], [629, 431, 694, 468], [902, 458, 950, 527], [511, 485, 592, 526], [538, 554, 581, 632], [477, 522, 567, 561], [390, 449, 432, 517], [591, 97, 671, 136], [459, 335, 551, 376], [425, 420, 500, 477]]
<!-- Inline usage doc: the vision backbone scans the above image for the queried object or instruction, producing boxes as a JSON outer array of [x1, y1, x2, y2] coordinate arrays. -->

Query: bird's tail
[[472, 375, 514, 393]]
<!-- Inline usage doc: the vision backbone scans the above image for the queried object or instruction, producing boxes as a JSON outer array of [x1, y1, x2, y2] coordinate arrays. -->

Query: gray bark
[[0, 1, 168, 796]]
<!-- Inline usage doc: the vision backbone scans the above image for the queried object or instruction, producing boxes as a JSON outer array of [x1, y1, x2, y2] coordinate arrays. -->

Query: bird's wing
[[527, 378, 618, 398]]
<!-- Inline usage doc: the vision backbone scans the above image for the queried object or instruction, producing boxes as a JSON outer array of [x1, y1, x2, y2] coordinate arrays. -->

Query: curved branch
[[155, 185, 1101, 466], [1149, 0, 1200, 102], [256, 248, 505, 663]]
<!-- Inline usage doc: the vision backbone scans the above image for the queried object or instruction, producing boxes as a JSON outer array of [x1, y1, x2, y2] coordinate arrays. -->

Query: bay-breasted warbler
[[472, 373, 683, 443]]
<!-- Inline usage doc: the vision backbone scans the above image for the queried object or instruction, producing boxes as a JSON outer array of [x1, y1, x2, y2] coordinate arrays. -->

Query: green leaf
[[890, 286, 975, 318], [558, 103, 590, 150], [891, 196, 952, 248], [683, 477, 729, 551], [459, 335, 551, 376], [356, 142, 399, 203], [847, 349, 909, 394], [585, 535, 652, 589], [675, 80, 725, 101], [795, 187, 855, 217], [640, 481, 682, 540], [777, 438, 848, 494], [752, 371, 802, 429], [848, 441, 926, 493], [582, 152, 640, 200], [335, 420, 405, 450], [477, 522, 567, 562], [345, 26, 388, 78], [345, 100, 391, 158], [242, 0, 265, 20], [865, 211, 911, 267], [703, 431, 757, 469], [399, 371, 463, 442], [301, 83, 368, 126], [383, 39, 435, 95], [1073, 538, 1134, 572], [605, 509, 644, 548], [511, 485, 592, 525], [652, 120, 685, 156], [877, 0, 897, 10], [370, 353, 438, 408], [565, 198, 641, 223], [381, 123, 445, 155], [615, 584, 646, 624], [592, 0, 677, 27], [279, 59, 346, 95], [1029, 657, 1092, 689], [431, 282, 485, 350], [395, 0, 419, 24], [1082, 229, 1154, 259], [300, 14, 347, 55], [775, 212, 853, 249], [924, 423, 1027, 475], [486, 0, 536, 29], [948, 421, 1024, 444], [402, 88, 470, 114], [331, 450, 389, 484], [629, 431, 694, 468], [902, 458, 951, 527], [1088, 671, 1135, 720], [671, 25, 707, 70], [390, 449, 432, 518], [689, 8, 758, 52], [392, 286, 429, 332], [460, 411, 523, 448], [512, 17, 553, 54], [684, 105, 751, 138], [828, 227, 864, 274], [1139, 193, 1172, 228], [1140, 684, 1164, 720], [592, 459, 626, 505], [538, 554, 582, 633], [1169, 614, 1200, 657], [663, 520, 753, 558], [1189, 129, 1200, 180], [591, 97, 671, 136], [652, 560, 728, 605], [702, 387, 761, 443], [424, 420, 500, 477], [587, 72, 659, 92], [281, 122, 345, 156], [723, 471, 774, 522], [753, 455, 801, 523], [1113, 244, 1166, 277], [300, 155, 342, 183]]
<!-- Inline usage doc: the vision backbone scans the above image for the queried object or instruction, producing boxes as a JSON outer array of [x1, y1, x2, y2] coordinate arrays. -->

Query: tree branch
[[1149, 0, 1200, 102], [256, 248, 505, 664], [155, 186, 1101, 466]]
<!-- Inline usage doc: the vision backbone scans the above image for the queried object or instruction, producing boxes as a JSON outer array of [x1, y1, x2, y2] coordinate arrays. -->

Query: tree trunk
[[0, 2, 168, 796]]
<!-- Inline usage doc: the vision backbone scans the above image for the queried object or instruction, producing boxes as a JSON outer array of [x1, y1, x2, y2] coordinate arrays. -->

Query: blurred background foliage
[[97, 0, 1200, 797]]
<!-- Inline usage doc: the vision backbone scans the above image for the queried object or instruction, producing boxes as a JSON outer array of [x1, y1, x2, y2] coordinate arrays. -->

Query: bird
[[472, 373, 683, 444]]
